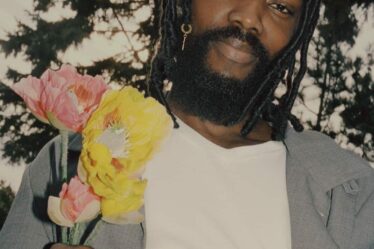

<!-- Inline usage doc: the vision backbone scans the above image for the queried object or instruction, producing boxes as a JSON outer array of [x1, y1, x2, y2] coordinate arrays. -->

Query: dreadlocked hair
[[147, 0, 321, 139]]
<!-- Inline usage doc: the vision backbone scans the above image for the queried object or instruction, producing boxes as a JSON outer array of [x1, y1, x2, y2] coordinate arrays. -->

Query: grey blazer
[[1, 129, 374, 249]]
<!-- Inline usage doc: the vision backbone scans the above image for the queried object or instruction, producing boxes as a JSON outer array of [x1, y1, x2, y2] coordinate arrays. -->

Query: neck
[[171, 105, 272, 149]]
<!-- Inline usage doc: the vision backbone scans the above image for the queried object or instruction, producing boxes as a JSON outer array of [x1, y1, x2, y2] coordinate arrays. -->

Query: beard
[[168, 26, 271, 126]]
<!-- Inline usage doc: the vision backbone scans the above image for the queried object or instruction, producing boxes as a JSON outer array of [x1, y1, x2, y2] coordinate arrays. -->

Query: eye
[[269, 3, 294, 16]]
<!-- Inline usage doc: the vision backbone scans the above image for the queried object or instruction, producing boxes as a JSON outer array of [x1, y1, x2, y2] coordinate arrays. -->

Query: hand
[[50, 243, 93, 249]]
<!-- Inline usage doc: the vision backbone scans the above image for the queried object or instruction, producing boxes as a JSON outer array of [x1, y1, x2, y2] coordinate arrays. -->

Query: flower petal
[[47, 196, 74, 227], [77, 160, 88, 183], [38, 65, 108, 132], [80, 86, 172, 224], [102, 210, 144, 225], [11, 76, 49, 123], [75, 199, 101, 223], [46, 111, 70, 131], [96, 127, 129, 158]]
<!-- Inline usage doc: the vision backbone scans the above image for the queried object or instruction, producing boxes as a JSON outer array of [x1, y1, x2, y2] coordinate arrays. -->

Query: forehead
[[189, 0, 304, 10], [284, 0, 304, 8]]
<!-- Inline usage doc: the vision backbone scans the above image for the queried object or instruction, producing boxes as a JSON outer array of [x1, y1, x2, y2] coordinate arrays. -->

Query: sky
[[0, 1, 373, 191]]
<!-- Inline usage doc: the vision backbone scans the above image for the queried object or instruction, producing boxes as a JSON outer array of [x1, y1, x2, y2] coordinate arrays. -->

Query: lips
[[212, 38, 256, 65]]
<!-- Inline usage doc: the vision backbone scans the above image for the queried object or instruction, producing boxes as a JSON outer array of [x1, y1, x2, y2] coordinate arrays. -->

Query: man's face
[[169, 0, 303, 126], [192, 0, 302, 80]]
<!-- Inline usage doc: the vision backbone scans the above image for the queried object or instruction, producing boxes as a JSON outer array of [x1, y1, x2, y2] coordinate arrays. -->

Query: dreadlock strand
[[281, 0, 321, 131], [238, 29, 308, 123], [153, 0, 193, 127], [240, 0, 320, 137], [240, 75, 284, 137], [162, 0, 178, 58], [155, 81, 180, 128], [285, 0, 321, 112], [285, 44, 310, 112], [149, 0, 168, 96], [182, 0, 192, 23], [149, 52, 179, 127], [267, 103, 289, 140], [285, 57, 296, 98], [238, 55, 290, 122], [148, 0, 180, 127], [288, 113, 304, 132]]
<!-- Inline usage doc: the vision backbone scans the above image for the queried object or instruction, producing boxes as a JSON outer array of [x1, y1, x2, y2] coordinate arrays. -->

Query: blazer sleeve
[[0, 138, 59, 249], [0, 134, 144, 249]]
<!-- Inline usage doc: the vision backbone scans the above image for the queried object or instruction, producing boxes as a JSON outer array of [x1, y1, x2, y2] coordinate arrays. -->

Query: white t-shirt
[[144, 120, 291, 249]]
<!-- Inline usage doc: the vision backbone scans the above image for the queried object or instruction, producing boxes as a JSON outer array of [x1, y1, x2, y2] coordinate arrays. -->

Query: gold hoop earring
[[181, 24, 192, 51]]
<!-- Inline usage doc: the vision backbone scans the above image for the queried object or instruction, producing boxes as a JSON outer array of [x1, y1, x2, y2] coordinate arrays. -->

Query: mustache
[[188, 26, 270, 61]]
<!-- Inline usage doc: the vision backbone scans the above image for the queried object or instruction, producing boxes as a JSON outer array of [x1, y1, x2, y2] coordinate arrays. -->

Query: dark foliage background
[[0, 181, 15, 230], [299, 1, 374, 162], [0, 0, 161, 164]]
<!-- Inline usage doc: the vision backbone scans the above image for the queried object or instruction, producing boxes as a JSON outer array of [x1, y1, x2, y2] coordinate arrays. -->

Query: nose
[[228, 0, 264, 36]]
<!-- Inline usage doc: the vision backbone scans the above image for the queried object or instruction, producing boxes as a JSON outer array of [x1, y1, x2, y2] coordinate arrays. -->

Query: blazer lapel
[[286, 153, 339, 249], [284, 129, 372, 249]]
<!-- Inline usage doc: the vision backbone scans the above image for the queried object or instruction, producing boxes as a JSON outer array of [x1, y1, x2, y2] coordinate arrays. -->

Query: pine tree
[[0, 0, 159, 163], [0, 181, 15, 230], [297, 1, 374, 162], [340, 55, 374, 161]]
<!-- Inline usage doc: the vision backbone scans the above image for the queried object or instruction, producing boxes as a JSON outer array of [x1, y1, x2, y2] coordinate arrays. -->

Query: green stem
[[59, 130, 69, 243], [60, 130, 69, 182], [61, 227, 69, 244], [69, 223, 81, 245]]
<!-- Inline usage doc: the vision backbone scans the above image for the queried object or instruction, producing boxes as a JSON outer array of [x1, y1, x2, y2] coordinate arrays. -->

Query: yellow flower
[[79, 86, 172, 224]]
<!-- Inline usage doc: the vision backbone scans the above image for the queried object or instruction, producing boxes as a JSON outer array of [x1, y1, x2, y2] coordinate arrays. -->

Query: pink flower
[[12, 64, 108, 132], [48, 176, 101, 227]]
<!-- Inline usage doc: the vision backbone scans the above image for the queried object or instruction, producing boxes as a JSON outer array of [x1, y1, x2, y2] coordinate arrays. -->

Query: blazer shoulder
[[286, 129, 340, 148], [285, 129, 373, 191], [286, 128, 370, 167], [28, 135, 61, 174], [28, 133, 81, 196]]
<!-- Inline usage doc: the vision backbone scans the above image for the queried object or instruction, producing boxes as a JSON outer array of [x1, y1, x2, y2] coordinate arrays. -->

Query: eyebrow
[[282, 0, 303, 10]]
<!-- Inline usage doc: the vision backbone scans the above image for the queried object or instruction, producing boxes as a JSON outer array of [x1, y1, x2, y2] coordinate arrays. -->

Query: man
[[1, 0, 374, 248]]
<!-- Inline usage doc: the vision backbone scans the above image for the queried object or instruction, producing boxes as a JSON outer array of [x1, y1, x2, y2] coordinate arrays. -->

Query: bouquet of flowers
[[12, 65, 172, 245]]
